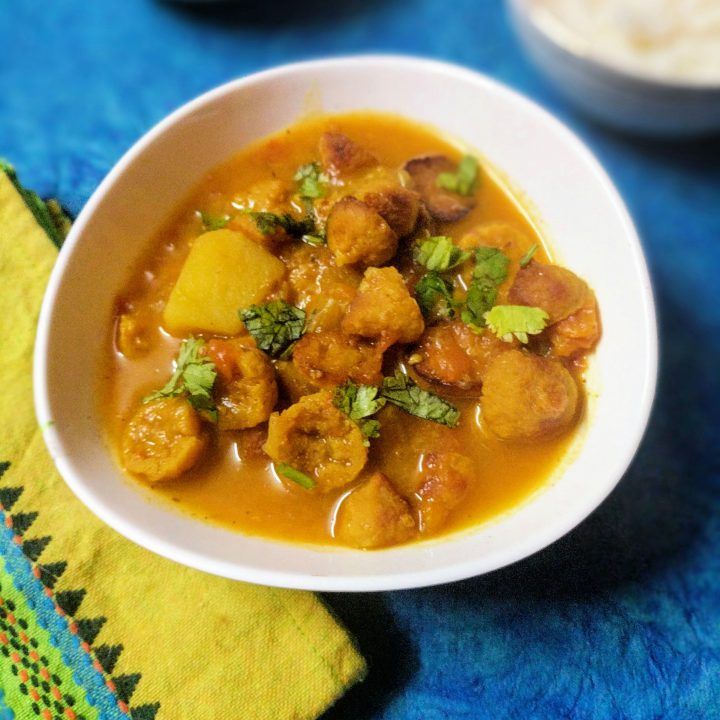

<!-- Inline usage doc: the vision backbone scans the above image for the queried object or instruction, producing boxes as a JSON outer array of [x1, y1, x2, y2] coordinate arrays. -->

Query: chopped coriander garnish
[[461, 279, 497, 330], [276, 462, 315, 490], [415, 271, 457, 319], [380, 371, 460, 427], [240, 300, 306, 358], [144, 337, 218, 421], [247, 210, 316, 238], [436, 155, 479, 196], [460, 246, 510, 331], [519, 243, 538, 268], [484, 305, 549, 343], [414, 236, 470, 272], [199, 211, 231, 231], [473, 246, 510, 285], [294, 162, 328, 200], [334, 382, 386, 445]]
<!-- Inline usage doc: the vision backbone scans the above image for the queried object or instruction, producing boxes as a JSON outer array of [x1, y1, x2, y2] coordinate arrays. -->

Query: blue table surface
[[3, 1, 719, 718]]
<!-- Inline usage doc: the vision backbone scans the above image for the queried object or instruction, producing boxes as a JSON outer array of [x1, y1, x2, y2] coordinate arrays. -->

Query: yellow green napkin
[[0, 167, 365, 720]]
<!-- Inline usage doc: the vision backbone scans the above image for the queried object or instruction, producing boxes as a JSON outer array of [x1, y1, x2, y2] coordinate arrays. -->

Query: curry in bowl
[[105, 112, 601, 550]]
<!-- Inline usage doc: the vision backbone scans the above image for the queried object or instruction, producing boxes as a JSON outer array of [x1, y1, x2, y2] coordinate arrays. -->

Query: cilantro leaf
[[334, 382, 386, 444], [460, 279, 497, 329], [240, 300, 306, 357], [357, 418, 381, 441], [276, 462, 316, 490], [484, 305, 549, 343], [414, 236, 470, 272], [472, 246, 509, 285], [436, 155, 479, 196], [294, 162, 328, 200], [460, 246, 511, 331], [199, 211, 231, 231], [380, 372, 460, 427], [519, 243, 538, 268], [247, 211, 316, 238], [144, 337, 218, 420], [415, 271, 457, 319]]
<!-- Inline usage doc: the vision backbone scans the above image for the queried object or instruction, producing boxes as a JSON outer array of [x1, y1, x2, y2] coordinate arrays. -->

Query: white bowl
[[508, 0, 720, 136], [34, 56, 657, 591]]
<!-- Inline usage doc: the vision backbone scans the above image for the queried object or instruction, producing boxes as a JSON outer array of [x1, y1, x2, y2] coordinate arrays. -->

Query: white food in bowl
[[533, 0, 720, 85], [509, 0, 720, 135], [34, 56, 657, 591]]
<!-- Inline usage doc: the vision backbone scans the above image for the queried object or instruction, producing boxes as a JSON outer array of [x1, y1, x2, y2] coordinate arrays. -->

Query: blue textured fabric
[[2, 1, 719, 718], [0, 690, 13, 720]]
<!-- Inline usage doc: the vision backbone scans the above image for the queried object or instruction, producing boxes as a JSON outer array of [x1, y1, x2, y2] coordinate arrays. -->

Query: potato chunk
[[293, 330, 385, 387], [548, 290, 601, 358], [403, 155, 475, 222], [121, 397, 206, 483], [413, 321, 509, 390], [205, 338, 278, 430], [508, 261, 589, 324], [164, 230, 285, 335], [263, 391, 367, 492], [363, 186, 421, 238], [481, 350, 579, 440], [327, 197, 398, 267], [416, 452, 472, 534], [319, 132, 377, 175], [335, 472, 416, 549], [342, 267, 424, 344]]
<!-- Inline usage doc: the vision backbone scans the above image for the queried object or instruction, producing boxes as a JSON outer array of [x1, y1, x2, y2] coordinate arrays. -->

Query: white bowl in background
[[34, 56, 657, 591], [508, 0, 720, 136]]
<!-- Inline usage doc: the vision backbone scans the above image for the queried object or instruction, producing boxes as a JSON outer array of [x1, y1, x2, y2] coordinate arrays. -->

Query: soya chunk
[[326, 196, 398, 267], [263, 391, 367, 492], [342, 266, 425, 344], [229, 178, 293, 247], [282, 244, 362, 332], [416, 452, 473, 534], [275, 359, 319, 403], [319, 132, 378, 175], [458, 222, 530, 264], [205, 338, 278, 430], [413, 321, 509, 390], [293, 330, 385, 387], [403, 155, 476, 222], [335, 472, 416, 549], [370, 404, 464, 498], [115, 311, 152, 359], [508, 261, 589, 324], [235, 427, 269, 461], [234, 178, 289, 214], [121, 397, 206, 483], [363, 186, 421, 238], [480, 350, 579, 440], [548, 290, 601, 358]]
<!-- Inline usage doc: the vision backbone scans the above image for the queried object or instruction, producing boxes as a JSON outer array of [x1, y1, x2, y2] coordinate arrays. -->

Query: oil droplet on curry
[[104, 112, 601, 549]]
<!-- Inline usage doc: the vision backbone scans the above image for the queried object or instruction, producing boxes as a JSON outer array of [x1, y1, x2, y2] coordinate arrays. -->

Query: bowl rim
[[33, 54, 658, 591], [508, 0, 720, 92]]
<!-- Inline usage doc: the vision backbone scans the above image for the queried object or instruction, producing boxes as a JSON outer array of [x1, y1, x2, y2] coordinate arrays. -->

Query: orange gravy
[[102, 112, 580, 546]]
